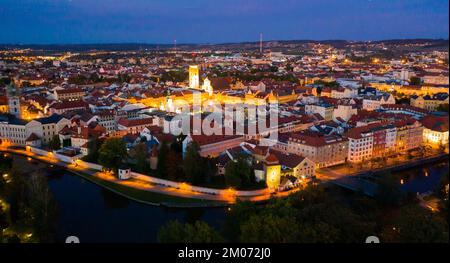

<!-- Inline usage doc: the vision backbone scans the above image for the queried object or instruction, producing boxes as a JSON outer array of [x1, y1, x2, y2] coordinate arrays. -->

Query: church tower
[[201, 77, 213, 96], [189, 65, 200, 89], [6, 83, 21, 118]]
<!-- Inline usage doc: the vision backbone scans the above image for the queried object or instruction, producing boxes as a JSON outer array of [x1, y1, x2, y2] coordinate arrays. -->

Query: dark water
[[398, 161, 448, 194], [14, 154, 449, 243], [46, 171, 227, 243]]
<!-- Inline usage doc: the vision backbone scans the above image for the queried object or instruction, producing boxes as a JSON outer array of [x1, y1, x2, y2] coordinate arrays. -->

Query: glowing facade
[[189, 65, 200, 90], [264, 154, 281, 190], [201, 77, 213, 96]]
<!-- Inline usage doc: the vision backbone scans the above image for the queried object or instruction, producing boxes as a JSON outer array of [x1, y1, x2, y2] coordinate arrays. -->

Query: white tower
[[7, 84, 21, 118], [202, 77, 213, 96], [189, 65, 200, 89]]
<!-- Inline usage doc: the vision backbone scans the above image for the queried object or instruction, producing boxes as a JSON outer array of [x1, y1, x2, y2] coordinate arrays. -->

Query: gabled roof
[[117, 117, 153, 127], [264, 153, 279, 165], [25, 133, 40, 142], [269, 149, 306, 169], [35, 114, 64, 124]]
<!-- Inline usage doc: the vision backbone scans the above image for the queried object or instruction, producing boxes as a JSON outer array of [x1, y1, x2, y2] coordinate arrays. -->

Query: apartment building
[[0, 114, 70, 146], [305, 103, 334, 121], [54, 88, 85, 101], [421, 115, 449, 147], [395, 119, 423, 152], [346, 123, 397, 163], [362, 93, 395, 111], [287, 131, 348, 168], [117, 117, 154, 134], [410, 93, 449, 111]]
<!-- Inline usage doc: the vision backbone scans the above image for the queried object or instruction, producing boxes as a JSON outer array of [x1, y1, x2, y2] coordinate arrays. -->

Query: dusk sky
[[0, 0, 448, 44]]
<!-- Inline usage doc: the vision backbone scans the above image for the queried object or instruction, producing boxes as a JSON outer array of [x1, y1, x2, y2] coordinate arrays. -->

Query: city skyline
[[0, 0, 448, 44]]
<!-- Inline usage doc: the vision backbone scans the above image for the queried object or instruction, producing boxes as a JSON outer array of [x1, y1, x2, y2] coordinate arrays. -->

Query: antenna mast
[[259, 33, 263, 54]]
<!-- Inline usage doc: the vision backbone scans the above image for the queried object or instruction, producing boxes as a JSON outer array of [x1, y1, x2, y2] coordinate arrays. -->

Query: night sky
[[0, 0, 448, 44]]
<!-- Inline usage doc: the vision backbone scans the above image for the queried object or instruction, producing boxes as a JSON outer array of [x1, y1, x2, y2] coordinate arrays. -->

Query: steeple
[[201, 77, 213, 96], [6, 83, 21, 118], [189, 65, 200, 89]]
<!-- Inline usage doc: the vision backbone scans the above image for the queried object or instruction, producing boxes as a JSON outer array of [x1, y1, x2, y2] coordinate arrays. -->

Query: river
[[10, 154, 449, 243]]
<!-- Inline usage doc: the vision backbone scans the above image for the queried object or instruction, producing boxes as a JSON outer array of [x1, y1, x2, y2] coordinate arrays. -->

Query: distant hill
[[0, 39, 448, 52]]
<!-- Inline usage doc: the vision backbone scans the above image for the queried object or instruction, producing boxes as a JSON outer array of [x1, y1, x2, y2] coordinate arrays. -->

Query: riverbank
[[3, 146, 447, 207], [1, 148, 231, 207], [6, 153, 448, 243]]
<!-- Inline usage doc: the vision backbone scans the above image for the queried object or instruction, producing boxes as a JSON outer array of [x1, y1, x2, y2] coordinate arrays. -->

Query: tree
[[118, 74, 132, 83], [131, 143, 148, 173], [183, 142, 204, 184], [436, 172, 449, 218], [223, 201, 257, 242], [171, 135, 185, 153], [49, 135, 61, 150], [436, 104, 449, 113], [288, 185, 327, 210], [224, 154, 253, 189], [296, 222, 340, 243], [82, 137, 102, 163], [166, 151, 182, 181], [157, 220, 224, 243], [239, 214, 299, 243], [409, 76, 422, 86], [156, 141, 169, 177], [380, 205, 448, 243], [374, 172, 405, 207], [98, 138, 127, 173], [296, 201, 375, 243], [23, 171, 58, 242], [0, 207, 9, 232], [3, 168, 27, 224]]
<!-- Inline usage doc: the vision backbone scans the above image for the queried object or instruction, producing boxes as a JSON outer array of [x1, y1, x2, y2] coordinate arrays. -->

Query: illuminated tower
[[6, 83, 21, 118], [166, 94, 174, 112], [201, 77, 213, 96], [189, 65, 200, 89], [260, 33, 263, 54]]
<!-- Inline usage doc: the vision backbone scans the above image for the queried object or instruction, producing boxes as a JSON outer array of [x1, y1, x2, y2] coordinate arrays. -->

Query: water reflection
[[100, 188, 130, 210], [12, 154, 448, 242], [399, 162, 448, 194]]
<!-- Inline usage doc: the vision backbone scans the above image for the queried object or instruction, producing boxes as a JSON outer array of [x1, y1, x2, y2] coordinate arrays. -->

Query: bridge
[[328, 153, 448, 197], [331, 175, 379, 197]]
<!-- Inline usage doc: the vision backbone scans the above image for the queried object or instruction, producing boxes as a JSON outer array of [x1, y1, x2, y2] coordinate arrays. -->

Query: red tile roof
[[50, 101, 88, 110], [421, 115, 449, 132], [190, 134, 243, 146], [25, 133, 40, 142], [118, 118, 153, 127], [289, 131, 347, 147], [55, 88, 84, 95], [269, 149, 306, 168]]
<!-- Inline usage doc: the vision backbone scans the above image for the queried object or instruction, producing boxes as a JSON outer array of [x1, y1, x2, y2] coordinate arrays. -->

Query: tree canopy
[[224, 154, 254, 189], [98, 138, 128, 173], [158, 220, 224, 243]]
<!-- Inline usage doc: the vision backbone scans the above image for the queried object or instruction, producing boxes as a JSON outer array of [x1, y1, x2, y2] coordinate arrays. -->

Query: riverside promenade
[[2, 145, 447, 206], [0, 146, 283, 207]]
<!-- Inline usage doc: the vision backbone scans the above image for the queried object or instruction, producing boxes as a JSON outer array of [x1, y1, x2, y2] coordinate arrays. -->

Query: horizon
[[1, 0, 448, 44], [1, 37, 449, 47]]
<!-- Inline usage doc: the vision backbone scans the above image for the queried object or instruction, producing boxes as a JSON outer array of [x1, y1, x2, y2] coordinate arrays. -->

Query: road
[[1, 146, 297, 204]]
